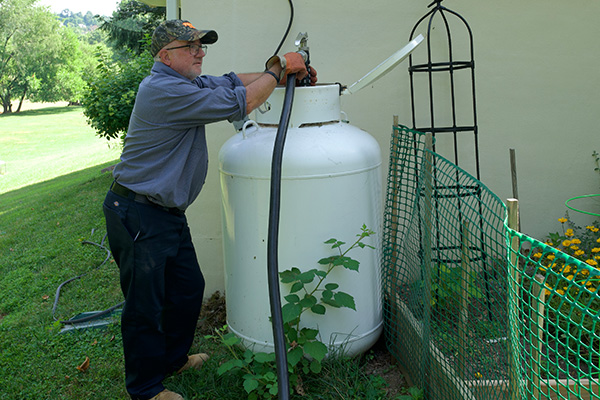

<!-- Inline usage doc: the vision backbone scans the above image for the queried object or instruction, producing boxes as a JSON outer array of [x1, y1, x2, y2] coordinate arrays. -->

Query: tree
[[97, 0, 165, 55], [0, 0, 64, 113], [28, 28, 102, 105]]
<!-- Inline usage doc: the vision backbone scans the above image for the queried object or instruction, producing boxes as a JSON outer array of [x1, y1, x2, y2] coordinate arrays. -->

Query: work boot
[[150, 389, 183, 400], [177, 353, 209, 373]]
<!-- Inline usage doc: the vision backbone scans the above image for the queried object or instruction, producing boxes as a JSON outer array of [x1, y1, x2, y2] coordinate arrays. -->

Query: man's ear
[[158, 49, 171, 66]]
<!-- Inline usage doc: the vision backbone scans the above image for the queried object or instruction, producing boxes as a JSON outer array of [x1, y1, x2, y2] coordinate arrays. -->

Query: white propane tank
[[219, 84, 382, 356]]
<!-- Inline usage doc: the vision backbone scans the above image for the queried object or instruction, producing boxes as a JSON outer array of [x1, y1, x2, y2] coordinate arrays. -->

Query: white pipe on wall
[[166, 0, 179, 19]]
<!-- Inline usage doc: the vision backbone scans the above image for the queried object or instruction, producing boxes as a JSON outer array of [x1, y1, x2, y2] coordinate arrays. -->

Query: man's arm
[[242, 63, 283, 114]]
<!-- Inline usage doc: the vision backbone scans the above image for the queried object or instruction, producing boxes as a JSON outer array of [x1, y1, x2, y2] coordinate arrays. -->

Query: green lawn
[[0, 106, 121, 194], [0, 106, 404, 399]]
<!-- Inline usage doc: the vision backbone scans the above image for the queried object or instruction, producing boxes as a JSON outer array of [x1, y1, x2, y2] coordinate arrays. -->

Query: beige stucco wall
[[176, 0, 600, 296]]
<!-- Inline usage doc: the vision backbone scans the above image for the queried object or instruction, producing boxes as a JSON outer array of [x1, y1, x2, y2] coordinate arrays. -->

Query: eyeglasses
[[165, 43, 208, 56]]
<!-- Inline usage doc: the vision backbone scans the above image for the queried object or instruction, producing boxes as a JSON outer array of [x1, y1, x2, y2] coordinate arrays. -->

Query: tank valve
[[295, 32, 312, 87]]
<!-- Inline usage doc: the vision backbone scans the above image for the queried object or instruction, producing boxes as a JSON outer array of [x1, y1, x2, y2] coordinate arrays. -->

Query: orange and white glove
[[281, 52, 308, 81], [265, 53, 309, 84]]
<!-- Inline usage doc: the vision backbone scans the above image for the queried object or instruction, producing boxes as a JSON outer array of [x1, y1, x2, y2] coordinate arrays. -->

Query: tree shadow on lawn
[[0, 159, 117, 208], [0, 105, 81, 118]]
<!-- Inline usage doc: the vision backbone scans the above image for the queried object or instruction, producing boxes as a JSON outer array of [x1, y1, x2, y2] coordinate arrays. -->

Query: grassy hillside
[[0, 105, 120, 194]]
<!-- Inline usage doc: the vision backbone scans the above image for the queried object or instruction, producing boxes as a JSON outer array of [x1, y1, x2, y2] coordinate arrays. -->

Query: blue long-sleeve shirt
[[113, 61, 247, 210]]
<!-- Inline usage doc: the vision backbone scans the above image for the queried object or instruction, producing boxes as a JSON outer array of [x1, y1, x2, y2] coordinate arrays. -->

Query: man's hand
[[282, 52, 308, 81]]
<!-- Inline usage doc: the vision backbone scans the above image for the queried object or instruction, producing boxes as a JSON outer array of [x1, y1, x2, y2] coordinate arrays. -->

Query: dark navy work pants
[[103, 189, 205, 399]]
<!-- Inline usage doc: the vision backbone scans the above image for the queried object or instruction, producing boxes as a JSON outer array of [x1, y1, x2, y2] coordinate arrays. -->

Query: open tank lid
[[341, 34, 424, 95]]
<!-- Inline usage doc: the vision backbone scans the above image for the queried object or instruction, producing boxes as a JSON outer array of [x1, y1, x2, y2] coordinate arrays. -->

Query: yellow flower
[[586, 225, 595, 230], [571, 238, 582, 245], [559, 218, 568, 223], [575, 250, 585, 256], [597, 238, 600, 243], [557, 289, 565, 295], [544, 289, 551, 296], [582, 269, 590, 276], [475, 372, 483, 379], [566, 229, 574, 237], [570, 246, 579, 251], [547, 254, 555, 261], [590, 287, 597, 293], [593, 227, 599, 233], [562, 240, 572, 247], [587, 259, 599, 267], [533, 252, 542, 258], [592, 247, 600, 253]]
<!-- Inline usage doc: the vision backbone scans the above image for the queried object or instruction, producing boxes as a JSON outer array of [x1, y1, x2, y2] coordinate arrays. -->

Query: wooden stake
[[506, 198, 520, 400], [509, 149, 522, 231], [509, 149, 519, 200], [459, 221, 471, 379]]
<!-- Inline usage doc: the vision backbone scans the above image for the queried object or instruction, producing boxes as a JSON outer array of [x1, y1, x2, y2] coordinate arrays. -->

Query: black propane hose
[[267, 72, 296, 400]]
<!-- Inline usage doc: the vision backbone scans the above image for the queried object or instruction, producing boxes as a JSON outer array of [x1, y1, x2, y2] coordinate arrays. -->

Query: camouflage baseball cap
[[151, 19, 218, 57]]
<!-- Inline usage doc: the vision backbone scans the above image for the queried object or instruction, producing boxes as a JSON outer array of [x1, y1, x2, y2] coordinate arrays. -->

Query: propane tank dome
[[254, 84, 342, 127]]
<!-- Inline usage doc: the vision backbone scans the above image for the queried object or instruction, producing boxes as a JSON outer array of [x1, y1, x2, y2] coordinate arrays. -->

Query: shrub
[[82, 46, 153, 142]]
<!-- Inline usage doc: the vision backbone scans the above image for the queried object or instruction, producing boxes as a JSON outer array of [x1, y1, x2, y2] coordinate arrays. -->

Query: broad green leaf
[[268, 383, 279, 395], [282, 303, 302, 323], [322, 290, 333, 300], [290, 281, 304, 293], [284, 294, 300, 303], [334, 291, 356, 310], [314, 270, 327, 277], [300, 295, 317, 308], [332, 256, 345, 266], [324, 238, 337, 244], [286, 326, 298, 342], [254, 352, 275, 363], [279, 270, 297, 283], [304, 340, 328, 362], [322, 298, 341, 308], [311, 304, 326, 315], [318, 257, 334, 265], [243, 349, 254, 363], [287, 346, 303, 366], [243, 378, 259, 393], [325, 283, 339, 290], [264, 371, 277, 381], [217, 359, 243, 375], [298, 271, 315, 284], [301, 328, 319, 340], [342, 258, 360, 271], [310, 359, 322, 373], [222, 332, 241, 346]]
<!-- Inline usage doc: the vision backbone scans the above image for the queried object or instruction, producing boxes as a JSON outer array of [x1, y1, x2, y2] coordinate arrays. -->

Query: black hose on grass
[[52, 233, 124, 325]]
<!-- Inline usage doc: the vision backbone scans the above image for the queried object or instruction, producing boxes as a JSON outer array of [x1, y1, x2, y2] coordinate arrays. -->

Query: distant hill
[[55, 9, 100, 32]]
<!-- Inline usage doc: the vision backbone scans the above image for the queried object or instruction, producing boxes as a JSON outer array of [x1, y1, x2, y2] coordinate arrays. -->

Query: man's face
[[159, 39, 206, 80]]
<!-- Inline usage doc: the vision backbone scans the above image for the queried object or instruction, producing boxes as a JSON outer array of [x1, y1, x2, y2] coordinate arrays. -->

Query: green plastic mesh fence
[[382, 125, 600, 399], [382, 125, 509, 399], [506, 224, 600, 399]]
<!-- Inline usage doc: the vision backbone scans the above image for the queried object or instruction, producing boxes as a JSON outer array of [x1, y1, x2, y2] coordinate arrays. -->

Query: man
[[103, 19, 313, 400]]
